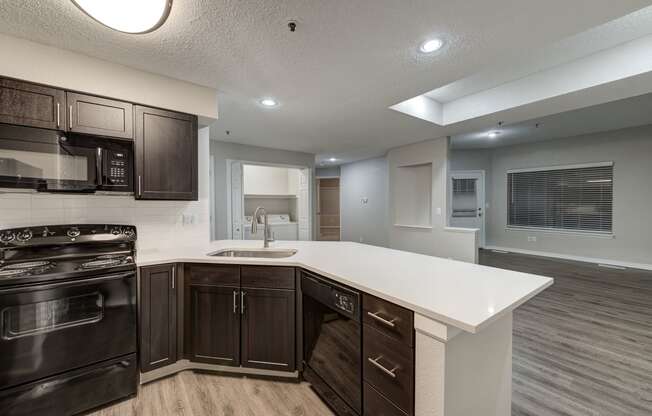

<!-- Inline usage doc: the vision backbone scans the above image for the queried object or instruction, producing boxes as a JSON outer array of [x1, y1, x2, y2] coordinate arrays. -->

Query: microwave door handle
[[96, 147, 103, 186]]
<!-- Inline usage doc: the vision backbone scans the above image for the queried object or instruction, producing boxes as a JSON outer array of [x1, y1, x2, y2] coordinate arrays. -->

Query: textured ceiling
[[0, 0, 650, 163]]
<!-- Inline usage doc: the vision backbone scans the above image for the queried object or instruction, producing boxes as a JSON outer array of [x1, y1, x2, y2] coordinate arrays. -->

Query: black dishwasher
[[302, 271, 362, 416]]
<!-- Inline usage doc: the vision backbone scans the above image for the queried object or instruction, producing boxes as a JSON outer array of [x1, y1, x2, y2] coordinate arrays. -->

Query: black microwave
[[0, 123, 133, 193]]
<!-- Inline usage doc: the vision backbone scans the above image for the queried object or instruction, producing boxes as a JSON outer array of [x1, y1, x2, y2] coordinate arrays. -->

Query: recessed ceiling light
[[259, 98, 279, 107], [71, 0, 172, 34], [419, 38, 444, 53], [487, 131, 501, 139]]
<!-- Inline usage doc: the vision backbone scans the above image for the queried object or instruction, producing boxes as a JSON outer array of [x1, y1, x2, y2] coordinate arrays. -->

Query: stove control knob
[[111, 227, 121, 236], [123, 228, 135, 238], [67, 227, 81, 239], [0, 232, 15, 244], [16, 229, 33, 242]]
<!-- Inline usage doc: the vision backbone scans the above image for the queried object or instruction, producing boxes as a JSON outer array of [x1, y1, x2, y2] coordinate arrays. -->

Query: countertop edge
[[136, 253, 553, 334]]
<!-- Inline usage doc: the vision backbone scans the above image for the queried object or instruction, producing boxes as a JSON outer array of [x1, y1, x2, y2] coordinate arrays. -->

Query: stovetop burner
[[79, 255, 129, 270], [0, 261, 55, 278]]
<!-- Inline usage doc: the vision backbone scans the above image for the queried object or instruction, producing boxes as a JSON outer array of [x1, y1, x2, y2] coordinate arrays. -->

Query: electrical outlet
[[182, 213, 196, 226], [361, 197, 369, 204], [359, 236, 364, 243], [436, 207, 442, 215], [527, 236, 537, 242]]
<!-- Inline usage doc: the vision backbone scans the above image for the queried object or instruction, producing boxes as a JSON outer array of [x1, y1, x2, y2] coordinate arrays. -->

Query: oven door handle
[[0, 271, 135, 295]]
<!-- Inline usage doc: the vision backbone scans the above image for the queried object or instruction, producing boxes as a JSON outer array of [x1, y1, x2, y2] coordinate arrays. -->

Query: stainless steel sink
[[208, 248, 298, 258]]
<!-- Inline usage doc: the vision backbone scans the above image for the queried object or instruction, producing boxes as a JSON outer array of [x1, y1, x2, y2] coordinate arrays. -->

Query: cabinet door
[[241, 288, 295, 371], [190, 285, 240, 366], [0, 77, 66, 130], [140, 264, 177, 372], [134, 105, 198, 200], [66, 92, 133, 139]]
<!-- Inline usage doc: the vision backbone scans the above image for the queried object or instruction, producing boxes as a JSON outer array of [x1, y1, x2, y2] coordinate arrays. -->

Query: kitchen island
[[138, 240, 553, 416]]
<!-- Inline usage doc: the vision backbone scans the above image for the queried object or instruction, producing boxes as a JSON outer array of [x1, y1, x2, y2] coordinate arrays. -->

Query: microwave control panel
[[105, 150, 130, 186]]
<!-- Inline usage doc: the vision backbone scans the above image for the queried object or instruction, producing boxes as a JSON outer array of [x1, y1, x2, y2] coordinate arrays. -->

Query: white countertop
[[137, 240, 553, 334]]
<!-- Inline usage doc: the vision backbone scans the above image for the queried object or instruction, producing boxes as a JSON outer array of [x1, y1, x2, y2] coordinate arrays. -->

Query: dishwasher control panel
[[334, 291, 356, 315]]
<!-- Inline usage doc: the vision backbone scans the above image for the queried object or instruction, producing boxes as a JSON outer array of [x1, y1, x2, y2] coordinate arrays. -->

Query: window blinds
[[507, 163, 613, 233]]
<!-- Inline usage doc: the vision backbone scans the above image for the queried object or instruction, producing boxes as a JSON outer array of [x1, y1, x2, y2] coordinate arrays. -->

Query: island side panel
[[415, 313, 513, 416]]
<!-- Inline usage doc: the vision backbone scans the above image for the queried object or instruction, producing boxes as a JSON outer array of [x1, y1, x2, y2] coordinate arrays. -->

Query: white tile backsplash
[[0, 127, 212, 251]]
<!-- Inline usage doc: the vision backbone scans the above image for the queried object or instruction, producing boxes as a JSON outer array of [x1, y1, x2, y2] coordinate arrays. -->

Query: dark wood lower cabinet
[[190, 285, 241, 366], [241, 288, 296, 371], [140, 264, 178, 372]]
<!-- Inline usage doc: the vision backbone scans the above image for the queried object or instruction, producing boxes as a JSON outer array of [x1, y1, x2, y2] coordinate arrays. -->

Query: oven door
[[303, 293, 362, 415], [0, 124, 98, 192], [0, 271, 136, 389]]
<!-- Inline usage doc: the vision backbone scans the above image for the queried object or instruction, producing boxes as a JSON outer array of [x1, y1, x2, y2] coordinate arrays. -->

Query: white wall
[[387, 139, 478, 263], [243, 165, 297, 195], [450, 124, 652, 267], [210, 140, 314, 240], [340, 157, 389, 247], [0, 33, 218, 123], [0, 127, 211, 251]]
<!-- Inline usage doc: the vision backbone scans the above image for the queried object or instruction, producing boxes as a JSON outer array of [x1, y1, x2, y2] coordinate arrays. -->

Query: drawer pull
[[367, 311, 397, 328], [368, 356, 398, 378]]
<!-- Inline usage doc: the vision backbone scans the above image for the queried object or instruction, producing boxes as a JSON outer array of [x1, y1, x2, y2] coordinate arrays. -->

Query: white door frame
[[448, 170, 486, 247], [225, 159, 314, 241]]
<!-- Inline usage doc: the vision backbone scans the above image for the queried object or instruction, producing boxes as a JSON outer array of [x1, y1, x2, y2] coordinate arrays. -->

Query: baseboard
[[140, 359, 299, 384], [483, 245, 652, 271]]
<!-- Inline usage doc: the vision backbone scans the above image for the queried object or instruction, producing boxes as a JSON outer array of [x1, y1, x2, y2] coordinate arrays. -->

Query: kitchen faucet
[[251, 206, 274, 248]]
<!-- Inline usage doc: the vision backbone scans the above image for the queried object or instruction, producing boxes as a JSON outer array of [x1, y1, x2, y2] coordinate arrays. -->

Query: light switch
[[436, 207, 442, 215]]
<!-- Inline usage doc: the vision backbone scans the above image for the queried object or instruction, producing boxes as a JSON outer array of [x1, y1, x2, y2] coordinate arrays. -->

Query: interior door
[[449, 171, 485, 247], [298, 168, 311, 240]]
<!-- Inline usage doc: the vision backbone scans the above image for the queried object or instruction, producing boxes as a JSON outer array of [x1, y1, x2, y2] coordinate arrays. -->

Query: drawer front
[[363, 294, 413, 347], [364, 383, 408, 416], [186, 264, 240, 286], [363, 325, 414, 415], [241, 266, 295, 289]]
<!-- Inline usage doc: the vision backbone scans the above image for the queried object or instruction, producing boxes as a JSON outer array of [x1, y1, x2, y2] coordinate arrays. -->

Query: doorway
[[448, 170, 485, 247], [317, 177, 341, 241], [227, 161, 312, 241]]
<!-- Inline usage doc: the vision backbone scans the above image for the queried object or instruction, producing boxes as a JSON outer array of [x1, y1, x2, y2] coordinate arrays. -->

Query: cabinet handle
[[171, 266, 175, 289], [367, 311, 397, 328], [240, 291, 246, 315], [233, 290, 238, 314], [56, 103, 60, 128], [367, 356, 398, 378], [69, 105, 73, 129], [138, 175, 142, 197]]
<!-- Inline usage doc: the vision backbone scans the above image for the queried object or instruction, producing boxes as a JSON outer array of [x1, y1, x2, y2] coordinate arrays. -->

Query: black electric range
[[0, 224, 138, 416]]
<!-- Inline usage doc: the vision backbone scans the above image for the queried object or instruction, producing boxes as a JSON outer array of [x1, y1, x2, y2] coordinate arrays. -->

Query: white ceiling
[[450, 92, 652, 149], [0, 1, 650, 164]]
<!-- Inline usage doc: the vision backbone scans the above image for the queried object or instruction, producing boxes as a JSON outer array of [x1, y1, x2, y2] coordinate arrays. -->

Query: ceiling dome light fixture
[[259, 98, 279, 107], [419, 38, 444, 53], [487, 131, 501, 139], [328, 157, 337, 162], [71, 0, 172, 34]]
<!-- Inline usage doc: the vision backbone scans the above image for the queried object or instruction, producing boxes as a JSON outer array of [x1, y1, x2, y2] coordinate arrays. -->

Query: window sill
[[505, 227, 615, 239]]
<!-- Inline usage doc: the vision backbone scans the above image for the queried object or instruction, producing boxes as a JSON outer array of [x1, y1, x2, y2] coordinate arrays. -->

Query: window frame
[[505, 161, 614, 236]]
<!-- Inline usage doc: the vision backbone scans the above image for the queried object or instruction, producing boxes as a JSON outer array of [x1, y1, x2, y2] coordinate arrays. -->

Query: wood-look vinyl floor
[[480, 249, 652, 416], [92, 250, 652, 416], [87, 371, 335, 416]]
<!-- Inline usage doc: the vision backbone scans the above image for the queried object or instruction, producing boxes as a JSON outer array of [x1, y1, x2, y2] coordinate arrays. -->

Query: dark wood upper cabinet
[[241, 288, 296, 372], [140, 264, 178, 373], [66, 92, 133, 139], [0, 78, 66, 130], [134, 105, 198, 200], [190, 285, 241, 366]]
